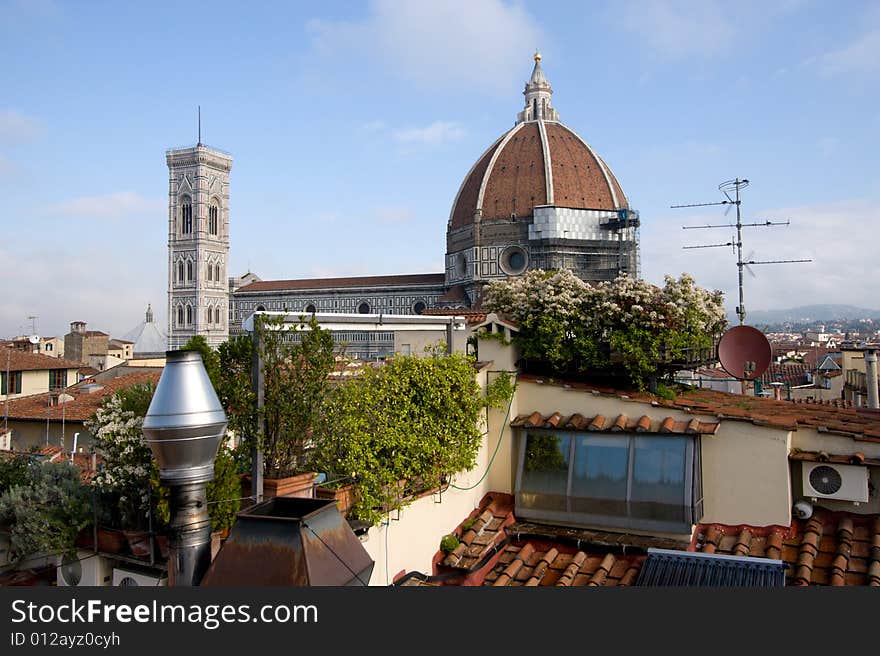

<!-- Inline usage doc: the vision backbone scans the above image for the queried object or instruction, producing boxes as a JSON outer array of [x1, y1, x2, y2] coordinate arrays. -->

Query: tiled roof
[[421, 308, 487, 324], [510, 411, 720, 435], [692, 510, 880, 586], [789, 448, 879, 467], [402, 491, 880, 587], [0, 346, 83, 372], [237, 273, 446, 293], [513, 377, 880, 441], [758, 363, 811, 386], [0, 370, 161, 422], [674, 387, 880, 440], [436, 284, 469, 304], [399, 492, 687, 588]]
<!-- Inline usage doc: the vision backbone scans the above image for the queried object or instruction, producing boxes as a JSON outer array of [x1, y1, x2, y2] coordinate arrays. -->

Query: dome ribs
[[545, 123, 617, 211], [481, 122, 547, 221]]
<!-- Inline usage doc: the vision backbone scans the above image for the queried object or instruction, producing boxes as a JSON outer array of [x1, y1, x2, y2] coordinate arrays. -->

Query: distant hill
[[731, 305, 880, 325]]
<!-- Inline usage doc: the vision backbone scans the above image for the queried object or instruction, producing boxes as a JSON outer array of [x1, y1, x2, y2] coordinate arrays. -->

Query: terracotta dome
[[449, 120, 629, 231]]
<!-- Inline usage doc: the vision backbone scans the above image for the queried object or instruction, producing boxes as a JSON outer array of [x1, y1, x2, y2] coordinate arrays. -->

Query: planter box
[[264, 472, 318, 499], [240, 472, 318, 503], [315, 484, 356, 517], [77, 527, 128, 555]]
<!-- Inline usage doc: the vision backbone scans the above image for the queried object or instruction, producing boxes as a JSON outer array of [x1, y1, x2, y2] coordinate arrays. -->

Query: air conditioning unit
[[56, 550, 116, 587], [802, 462, 869, 503], [112, 567, 167, 587]]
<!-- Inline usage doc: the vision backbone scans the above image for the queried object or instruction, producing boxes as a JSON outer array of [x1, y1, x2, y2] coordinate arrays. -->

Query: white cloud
[[375, 205, 415, 224], [616, 0, 734, 58], [613, 0, 808, 59], [307, 0, 545, 91], [392, 121, 465, 147], [0, 242, 166, 341], [812, 29, 880, 76], [0, 109, 44, 141], [47, 191, 164, 220], [641, 200, 880, 314]]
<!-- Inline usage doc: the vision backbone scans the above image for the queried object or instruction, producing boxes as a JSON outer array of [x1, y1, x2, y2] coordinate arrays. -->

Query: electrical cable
[[450, 372, 518, 491], [301, 520, 370, 586]]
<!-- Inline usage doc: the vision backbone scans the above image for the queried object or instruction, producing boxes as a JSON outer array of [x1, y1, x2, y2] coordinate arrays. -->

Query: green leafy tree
[[314, 351, 484, 526], [182, 335, 222, 390], [216, 335, 257, 474], [254, 315, 337, 478]]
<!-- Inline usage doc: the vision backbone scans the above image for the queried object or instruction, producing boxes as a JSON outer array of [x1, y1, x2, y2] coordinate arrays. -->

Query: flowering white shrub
[[483, 270, 727, 389], [85, 394, 153, 528]]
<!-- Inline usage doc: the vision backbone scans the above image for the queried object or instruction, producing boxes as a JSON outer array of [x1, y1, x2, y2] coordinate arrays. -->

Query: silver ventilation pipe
[[865, 349, 879, 410], [143, 350, 227, 586]]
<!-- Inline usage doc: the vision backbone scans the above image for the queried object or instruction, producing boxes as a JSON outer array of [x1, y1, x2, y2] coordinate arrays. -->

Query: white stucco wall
[[699, 421, 792, 526]]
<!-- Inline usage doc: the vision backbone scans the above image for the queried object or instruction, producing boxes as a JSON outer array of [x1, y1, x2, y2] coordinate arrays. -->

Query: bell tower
[[166, 139, 233, 350]]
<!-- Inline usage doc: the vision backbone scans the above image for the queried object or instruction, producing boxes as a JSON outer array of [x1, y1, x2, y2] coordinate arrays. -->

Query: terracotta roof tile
[[693, 511, 880, 586], [238, 273, 446, 293], [0, 346, 84, 371], [0, 370, 162, 423], [510, 410, 720, 436]]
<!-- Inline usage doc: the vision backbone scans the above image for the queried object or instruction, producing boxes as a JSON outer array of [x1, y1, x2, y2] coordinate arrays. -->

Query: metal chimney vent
[[144, 350, 227, 587], [144, 350, 226, 486], [201, 497, 375, 586]]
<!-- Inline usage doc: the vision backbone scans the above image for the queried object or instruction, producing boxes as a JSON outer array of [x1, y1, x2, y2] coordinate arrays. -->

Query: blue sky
[[1, 0, 878, 339]]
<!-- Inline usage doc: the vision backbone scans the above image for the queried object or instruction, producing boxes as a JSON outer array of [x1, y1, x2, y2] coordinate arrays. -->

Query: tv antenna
[[26, 315, 38, 336], [672, 178, 811, 325]]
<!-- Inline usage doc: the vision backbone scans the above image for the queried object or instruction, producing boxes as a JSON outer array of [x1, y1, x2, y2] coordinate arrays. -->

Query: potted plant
[[314, 474, 357, 517], [244, 315, 337, 499]]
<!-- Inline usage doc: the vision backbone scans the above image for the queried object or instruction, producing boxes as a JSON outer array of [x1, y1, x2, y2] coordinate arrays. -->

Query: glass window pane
[[520, 432, 571, 511], [630, 436, 687, 523], [570, 435, 628, 517]]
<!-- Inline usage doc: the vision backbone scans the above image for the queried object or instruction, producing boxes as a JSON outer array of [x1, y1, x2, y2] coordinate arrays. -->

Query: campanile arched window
[[181, 196, 193, 234], [186, 305, 192, 325], [209, 201, 219, 235], [177, 305, 184, 326]]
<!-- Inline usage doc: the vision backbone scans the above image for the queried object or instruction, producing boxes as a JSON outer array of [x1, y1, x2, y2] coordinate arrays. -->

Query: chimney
[[143, 350, 227, 586], [865, 349, 879, 410], [201, 496, 374, 586]]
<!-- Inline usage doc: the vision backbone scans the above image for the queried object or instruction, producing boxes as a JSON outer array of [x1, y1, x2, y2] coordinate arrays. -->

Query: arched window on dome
[[181, 196, 192, 234], [532, 98, 537, 120], [542, 98, 547, 118], [209, 201, 219, 236], [358, 302, 370, 314]]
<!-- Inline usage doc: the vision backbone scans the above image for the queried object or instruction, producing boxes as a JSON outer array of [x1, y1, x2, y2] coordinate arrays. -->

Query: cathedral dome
[[449, 54, 628, 232]]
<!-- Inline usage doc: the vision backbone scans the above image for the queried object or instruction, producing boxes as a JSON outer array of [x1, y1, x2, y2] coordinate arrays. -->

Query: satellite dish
[[718, 325, 771, 380], [28, 335, 40, 344]]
